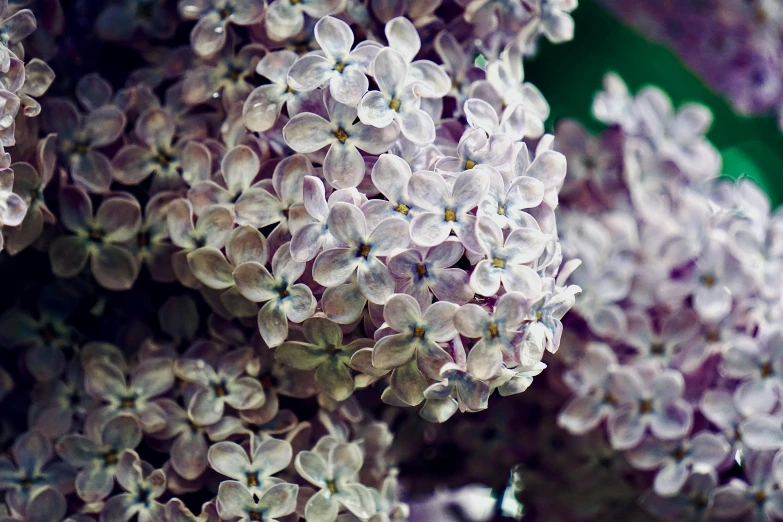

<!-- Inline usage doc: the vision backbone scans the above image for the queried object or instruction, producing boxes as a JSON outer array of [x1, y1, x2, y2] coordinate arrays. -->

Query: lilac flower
[[387, 239, 474, 309], [0, 166, 27, 252], [463, 98, 527, 142], [295, 441, 375, 521], [522, 0, 578, 45], [420, 363, 490, 423], [283, 97, 398, 189], [290, 176, 364, 262], [642, 471, 717, 522], [558, 343, 619, 435], [175, 348, 265, 425], [2, 485, 82, 522], [372, 294, 458, 406], [99, 451, 165, 522], [521, 280, 580, 354], [477, 148, 559, 230], [287, 16, 378, 106], [605, 368, 693, 450], [361, 153, 417, 229], [49, 187, 141, 290], [711, 450, 783, 520], [312, 202, 408, 305], [55, 415, 142, 502], [434, 129, 514, 178], [265, 0, 342, 42], [470, 217, 547, 297], [4, 134, 56, 254], [624, 309, 700, 370], [275, 317, 372, 401], [178, 0, 265, 57], [471, 42, 549, 139], [434, 31, 477, 108], [383, 17, 451, 97], [407, 169, 489, 252], [216, 481, 298, 522], [233, 154, 310, 240], [112, 107, 210, 193], [722, 331, 783, 415], [358, 48, 436, 145], [234, 242, 315, 346], [151, 399, 214, 481], [84, 356, 174, 433], [207, 437, 292, 491], [626, 433, 730, 496], [42, 99, 126, 193], [167, 199, 234, 288], [0, 431, 74, 514], [243, 50, 322, 133], [182, 43, 263, 109], [454, 292, 532, 380], [133, 192, 178, 283], [188, 144, 259, 216], [96, 0, 178, 41]]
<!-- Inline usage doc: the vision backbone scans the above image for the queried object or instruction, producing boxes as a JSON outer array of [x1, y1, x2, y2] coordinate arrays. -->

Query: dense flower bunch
[[553, 73, 783, 520], [599, 0, 783, 126], [0, 0, 582, 520]]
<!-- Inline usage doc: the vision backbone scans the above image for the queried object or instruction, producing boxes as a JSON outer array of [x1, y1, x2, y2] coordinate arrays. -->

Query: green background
[[525, 0, 783, 205]]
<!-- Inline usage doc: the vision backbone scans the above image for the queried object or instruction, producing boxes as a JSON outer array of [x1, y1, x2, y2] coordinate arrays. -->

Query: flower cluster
[[599, 0, 783, 126], [554, 73, 783, 520], [0, 0, 581, 520]]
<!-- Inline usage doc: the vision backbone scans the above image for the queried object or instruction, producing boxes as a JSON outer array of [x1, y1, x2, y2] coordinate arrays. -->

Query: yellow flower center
[[389, 98, 401, 111], [465, 159, 477, 169], [444, 209, 457, 222], [492, 257, 505, 269], [413, 327, 426, 338], [487, 323, 499, 338], [334, 128, 349, 143], [395, 203, 410, 215]]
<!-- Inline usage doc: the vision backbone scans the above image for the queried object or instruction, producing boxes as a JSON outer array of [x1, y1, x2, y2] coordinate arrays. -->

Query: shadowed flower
[[216, 480, 298, 522], [0, 431, 74, 515], [276, 317, 372, 401], [5, 134, 57, 255], [208, 437, 292, 492], [233, 154, 310, 241], [626, 433, 730, 496], [420, 363, 490, 423], [243, 50, 322, 133], [178, 0, 265, 57], [166, 198, 234, 288], [100, 450, 166, 522], [175, 348, 265, 425], [49, 187, 142, 290], [84, 356, 174, 433], [41, 98, 126, 193], [711, 450, 783, 520], [112, 107, 211, 193], [0, 166, 28, 251], [234, 242, 316, 347], [55, 415, 142, 502], [188, 144, 260, 216]]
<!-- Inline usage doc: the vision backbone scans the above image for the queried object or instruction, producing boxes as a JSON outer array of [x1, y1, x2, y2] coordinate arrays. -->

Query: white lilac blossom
[[553, 73, 783, 519], [0, 2, 582, 522]]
